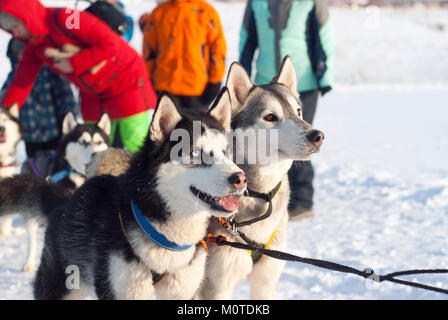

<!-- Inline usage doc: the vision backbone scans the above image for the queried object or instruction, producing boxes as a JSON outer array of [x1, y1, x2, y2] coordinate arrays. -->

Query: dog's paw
[[23, 264, 37, 273]]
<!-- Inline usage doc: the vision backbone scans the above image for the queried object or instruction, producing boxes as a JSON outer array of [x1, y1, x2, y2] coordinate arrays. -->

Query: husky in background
[[21, 112, 111, 190], [33, 90, 247, 300], [0, 104, 22, 179], [0, 112, 111, 272], [201, 57, 325, 299], [0, 176, 72, 272]]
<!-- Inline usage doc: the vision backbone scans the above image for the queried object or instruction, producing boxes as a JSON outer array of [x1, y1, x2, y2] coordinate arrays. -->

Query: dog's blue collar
[[48, 165, 84, 183], [130, 200, 193, 251]]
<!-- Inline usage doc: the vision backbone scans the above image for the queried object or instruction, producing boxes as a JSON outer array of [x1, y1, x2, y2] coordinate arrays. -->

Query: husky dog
[[201, 57, 324, 299], [0, 176, 72, 272], [20, 112, 111, 190], [33, 90, 247, 300], [0, 104, 22, 179], [0, 112, 111, 272]]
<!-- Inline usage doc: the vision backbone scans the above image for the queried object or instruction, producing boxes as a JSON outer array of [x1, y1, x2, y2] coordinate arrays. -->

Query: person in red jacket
[[0, 0, 157, 152]]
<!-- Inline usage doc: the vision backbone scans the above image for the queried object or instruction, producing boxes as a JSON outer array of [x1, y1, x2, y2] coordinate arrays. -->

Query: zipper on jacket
[[138, 78, 149, 109]]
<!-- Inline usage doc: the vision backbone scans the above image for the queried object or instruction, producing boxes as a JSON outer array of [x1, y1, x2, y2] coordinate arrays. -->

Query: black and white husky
[[21, 112, 111, 190], [0, 112, 110, 272], [0, 104, 22, 179], [33, 90, 247, 300], [201, 57, 325, 299]]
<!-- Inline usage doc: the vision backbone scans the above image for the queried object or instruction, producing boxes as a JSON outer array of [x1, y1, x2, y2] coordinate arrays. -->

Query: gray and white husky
[[0, 112, 110, 272], [33, 90, 247, 300], [201, 56, 324, 299], [0, 104, 22, 179]]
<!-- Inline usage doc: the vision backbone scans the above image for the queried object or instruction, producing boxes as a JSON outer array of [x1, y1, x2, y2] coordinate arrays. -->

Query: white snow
[[0, 1, 447, 300]]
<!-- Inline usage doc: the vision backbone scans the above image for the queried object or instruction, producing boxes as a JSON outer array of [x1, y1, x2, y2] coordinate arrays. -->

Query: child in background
[[0, 39, 78, 158]]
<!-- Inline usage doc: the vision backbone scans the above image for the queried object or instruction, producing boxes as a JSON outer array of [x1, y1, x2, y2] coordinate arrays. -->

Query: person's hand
[[53, 58, 73, 74]]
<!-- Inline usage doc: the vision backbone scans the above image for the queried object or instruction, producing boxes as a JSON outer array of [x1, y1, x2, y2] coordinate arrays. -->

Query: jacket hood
[[0, 0, 48, 40]]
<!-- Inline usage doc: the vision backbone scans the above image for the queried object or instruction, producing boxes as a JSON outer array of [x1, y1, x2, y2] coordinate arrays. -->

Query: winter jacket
[[140, 0, 227, 96], [1, 60, 77, 143], [0, 0, 157, 122], [240, 0, 334, 93]]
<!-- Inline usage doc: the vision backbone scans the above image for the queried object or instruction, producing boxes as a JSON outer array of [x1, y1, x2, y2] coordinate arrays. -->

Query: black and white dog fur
[[201, 57, 324, 299], [33, 90, 247, 300], [0, 112, 110, 272], [0, 104, 22, 179], [21, 112, 111, 190]]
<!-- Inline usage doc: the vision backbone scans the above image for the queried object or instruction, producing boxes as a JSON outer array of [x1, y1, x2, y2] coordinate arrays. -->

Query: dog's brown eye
[[297, 108, 302, 118], [263, 114, 278, 122]]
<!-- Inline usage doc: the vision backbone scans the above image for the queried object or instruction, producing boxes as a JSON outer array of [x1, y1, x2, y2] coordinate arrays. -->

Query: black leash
[[212, 235, 448, 295], [232, 180, 283, 227]]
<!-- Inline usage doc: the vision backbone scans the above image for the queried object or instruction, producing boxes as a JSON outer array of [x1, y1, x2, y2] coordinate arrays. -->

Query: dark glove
[[320, 86, 332, 96], [201, 82, 221, 107], [138, 13, 151, 31]]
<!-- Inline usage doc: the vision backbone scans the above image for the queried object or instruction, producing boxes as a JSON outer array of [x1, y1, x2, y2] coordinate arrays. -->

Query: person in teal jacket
[[239, 0, 335, 220]]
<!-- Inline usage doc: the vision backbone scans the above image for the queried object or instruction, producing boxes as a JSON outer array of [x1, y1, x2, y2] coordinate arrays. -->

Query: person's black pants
[[170, 95, 209, 113], [288, 89, 319, 211]]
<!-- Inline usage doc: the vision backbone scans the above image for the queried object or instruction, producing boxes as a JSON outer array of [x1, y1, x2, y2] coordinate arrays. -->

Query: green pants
[[110, 110, 153, 153]]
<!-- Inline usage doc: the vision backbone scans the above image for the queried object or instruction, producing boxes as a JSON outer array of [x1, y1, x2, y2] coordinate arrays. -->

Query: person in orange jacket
[[140, 0, 227, 111]]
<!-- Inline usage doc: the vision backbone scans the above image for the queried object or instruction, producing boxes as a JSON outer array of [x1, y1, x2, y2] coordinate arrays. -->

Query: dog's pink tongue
[[219, 195, 239, 212]]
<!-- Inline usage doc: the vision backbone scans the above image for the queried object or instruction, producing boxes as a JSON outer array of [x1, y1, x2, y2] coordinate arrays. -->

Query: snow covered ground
[[0, 1, 447, 300]]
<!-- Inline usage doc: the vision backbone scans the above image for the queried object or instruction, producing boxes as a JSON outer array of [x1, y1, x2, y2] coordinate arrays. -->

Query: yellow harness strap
[[246, 229, 277, 259]]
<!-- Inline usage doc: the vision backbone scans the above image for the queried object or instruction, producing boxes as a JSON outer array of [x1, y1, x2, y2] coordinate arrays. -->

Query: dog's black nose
[[306, 130, 324, 148], [228, 172, 247, 190]]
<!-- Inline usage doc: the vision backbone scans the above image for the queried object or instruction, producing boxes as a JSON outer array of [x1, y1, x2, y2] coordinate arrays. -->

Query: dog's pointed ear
[[149, 94, 182, 144], [208, 87, 231, 130], [226, 62, 253, 115], [274, 56, 299, 99], [8, 103, 19, 119], [62, 112, 78, 135], [97, 112, 111, 136]]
